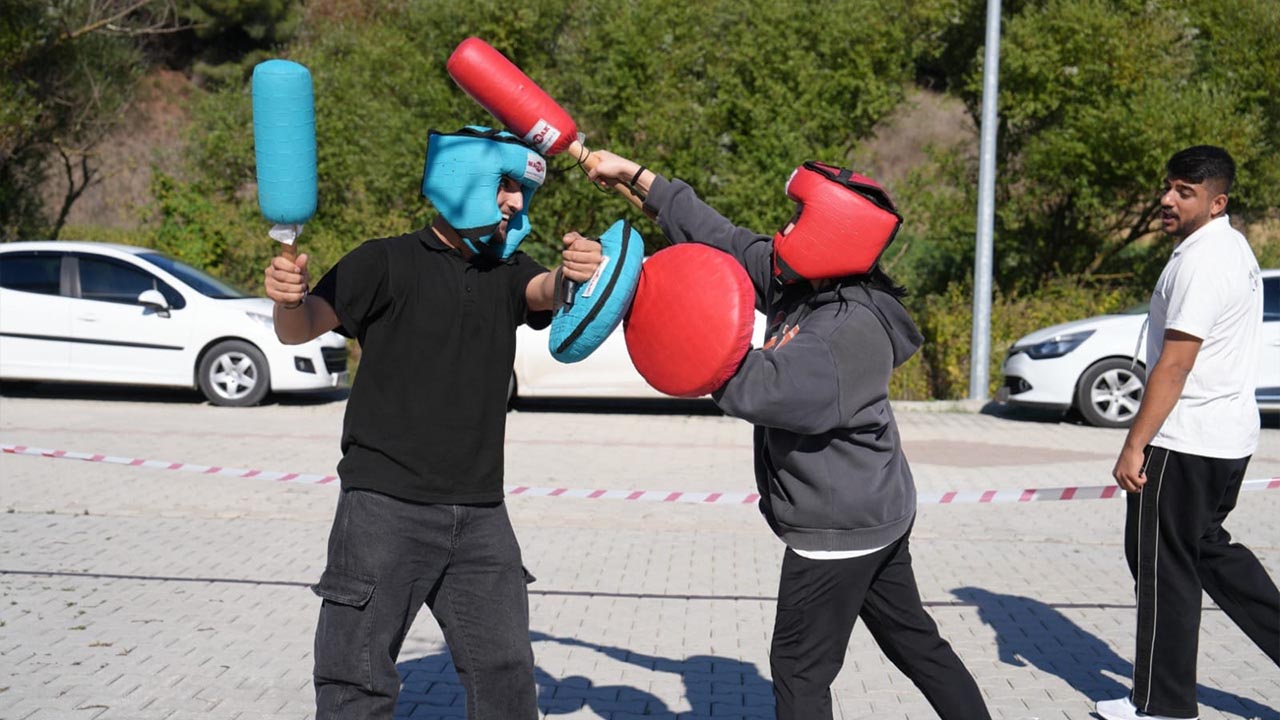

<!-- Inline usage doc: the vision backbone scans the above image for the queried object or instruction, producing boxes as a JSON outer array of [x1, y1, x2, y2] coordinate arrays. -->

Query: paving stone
[[1, 398, 1276, 719]]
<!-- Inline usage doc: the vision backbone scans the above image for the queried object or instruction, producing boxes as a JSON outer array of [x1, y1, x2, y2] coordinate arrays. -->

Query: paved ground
[[1, 385, 1277, 720]]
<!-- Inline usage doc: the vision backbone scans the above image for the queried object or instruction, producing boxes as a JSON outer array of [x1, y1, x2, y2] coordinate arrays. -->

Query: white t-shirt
[[793, 544, 888, 561], [1147, 215, 1262, 459]]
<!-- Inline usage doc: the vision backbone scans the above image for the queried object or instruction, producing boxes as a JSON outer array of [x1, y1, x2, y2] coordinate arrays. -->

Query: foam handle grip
[[447, 37, 577, 156], [253, 60, 317, 226]]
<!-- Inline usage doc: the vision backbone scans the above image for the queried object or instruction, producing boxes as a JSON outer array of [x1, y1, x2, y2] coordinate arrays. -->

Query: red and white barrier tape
[[3, 443, 1279, 506]]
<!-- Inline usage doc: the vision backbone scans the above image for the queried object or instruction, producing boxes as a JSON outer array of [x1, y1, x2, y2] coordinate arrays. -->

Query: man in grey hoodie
[[586, 151, 990, 720]]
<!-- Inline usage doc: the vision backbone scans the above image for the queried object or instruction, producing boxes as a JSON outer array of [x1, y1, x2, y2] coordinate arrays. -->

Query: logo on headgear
[[525, 153, 546, 185]]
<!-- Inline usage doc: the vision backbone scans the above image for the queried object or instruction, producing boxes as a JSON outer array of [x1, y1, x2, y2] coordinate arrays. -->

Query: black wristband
[[629, 166, 650, 199], [630, 166, 648, 188]]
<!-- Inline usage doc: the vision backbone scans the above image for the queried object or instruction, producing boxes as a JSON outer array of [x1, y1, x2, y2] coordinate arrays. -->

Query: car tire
[[1075, 357, 1145, 428], [198, 340, 271, 407]]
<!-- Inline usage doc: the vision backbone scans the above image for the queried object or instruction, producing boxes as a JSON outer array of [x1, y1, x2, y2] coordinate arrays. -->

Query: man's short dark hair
[[1166, 145, 1235, 194]]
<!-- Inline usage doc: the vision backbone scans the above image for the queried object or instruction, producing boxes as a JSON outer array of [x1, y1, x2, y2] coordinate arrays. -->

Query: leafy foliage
[[10, 0, 1278, 400], [0, 0, 145, 240], [907, 0, 1280, 296], [919, 276, 1143, 399], [159, 0, 305, 86], [158, 0, 951, 278], [148, 171, 267, 285]]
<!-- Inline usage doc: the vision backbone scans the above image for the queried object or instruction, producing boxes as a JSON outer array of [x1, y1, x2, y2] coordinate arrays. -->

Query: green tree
[[906, 0, 1280, 296], [0, 0, 166, 240], [177, 0, 304, 85], [145, 0, 1280, 399], [159, 0, 952, 278]]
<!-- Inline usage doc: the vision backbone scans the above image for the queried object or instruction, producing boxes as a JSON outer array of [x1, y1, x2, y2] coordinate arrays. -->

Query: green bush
[[889, 351, 932, 401], [146, 171, 267, 291], [916, 276, 1144, 400], [149, 0, 947, 282], [121, 0, 1277, 403]]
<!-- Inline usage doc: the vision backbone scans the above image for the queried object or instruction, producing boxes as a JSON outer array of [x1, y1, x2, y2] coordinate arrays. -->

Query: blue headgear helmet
[[421, 126, 548, 259]]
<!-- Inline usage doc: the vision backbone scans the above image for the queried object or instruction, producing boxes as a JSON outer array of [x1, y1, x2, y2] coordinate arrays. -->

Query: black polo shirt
[[311, 227, 550, 504]]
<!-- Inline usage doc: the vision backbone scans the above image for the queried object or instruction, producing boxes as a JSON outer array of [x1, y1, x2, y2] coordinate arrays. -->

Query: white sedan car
[[0, 241, 348, 406], [1000, 269, 1280, 427], [512, 311, 768, 401]]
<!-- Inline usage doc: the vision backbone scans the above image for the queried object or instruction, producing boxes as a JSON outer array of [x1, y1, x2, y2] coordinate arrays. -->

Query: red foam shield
[[624, 244, 756, 398], [446, 37, 578, 156]]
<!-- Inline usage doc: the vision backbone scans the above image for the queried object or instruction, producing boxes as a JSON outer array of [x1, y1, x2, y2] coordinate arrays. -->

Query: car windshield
[[137, 252, 249, 299], [1119, 302, 1150, 315]]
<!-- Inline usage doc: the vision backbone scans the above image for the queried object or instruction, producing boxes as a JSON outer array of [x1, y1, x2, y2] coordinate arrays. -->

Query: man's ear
[[1210, 191, 1229, 217]]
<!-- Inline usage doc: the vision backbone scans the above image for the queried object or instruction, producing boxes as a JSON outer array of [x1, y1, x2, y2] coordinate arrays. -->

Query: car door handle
[[77, 316, 99, 322]]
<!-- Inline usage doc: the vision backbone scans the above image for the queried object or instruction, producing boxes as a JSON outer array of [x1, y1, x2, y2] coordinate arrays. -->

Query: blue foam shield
[[252, 59, 317, 225], [549, 220, 644, 363]]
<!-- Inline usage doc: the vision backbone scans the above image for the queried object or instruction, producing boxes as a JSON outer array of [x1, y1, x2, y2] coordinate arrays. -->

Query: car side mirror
[[137, 289, 171, 317]]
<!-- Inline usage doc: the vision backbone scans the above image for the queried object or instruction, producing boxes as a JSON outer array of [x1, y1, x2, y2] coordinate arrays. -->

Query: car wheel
[[1075, 358, 1145, 428], [198, 340, 271, 407]]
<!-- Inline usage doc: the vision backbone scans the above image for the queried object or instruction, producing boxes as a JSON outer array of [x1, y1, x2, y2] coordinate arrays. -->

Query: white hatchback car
[[0, 241, 348, 406], [999, 268, 1280, 427]]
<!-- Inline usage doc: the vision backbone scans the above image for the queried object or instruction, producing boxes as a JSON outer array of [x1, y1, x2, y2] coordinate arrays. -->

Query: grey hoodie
[[645, 176, 923, 552]]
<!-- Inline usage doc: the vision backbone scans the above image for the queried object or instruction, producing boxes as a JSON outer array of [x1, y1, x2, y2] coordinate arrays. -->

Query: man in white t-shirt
[[1097, 146, 1278, 720]]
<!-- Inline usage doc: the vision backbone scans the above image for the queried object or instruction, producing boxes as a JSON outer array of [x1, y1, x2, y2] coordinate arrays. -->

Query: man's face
[[1159, 176, 1226, 239], [494, 175, 524, 241]]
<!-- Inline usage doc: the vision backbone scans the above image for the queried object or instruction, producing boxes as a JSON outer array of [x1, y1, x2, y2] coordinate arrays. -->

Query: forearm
[[1121, 362, 1190, 452], [272, 297, 337, 345], [712, 336, 845, 434], [526, 270, 557, 313], [649, 177, 761, 252], [646, 176, 774, 293]]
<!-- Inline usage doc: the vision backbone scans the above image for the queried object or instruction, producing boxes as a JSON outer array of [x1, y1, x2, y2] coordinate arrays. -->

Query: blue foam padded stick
[[549, 220, 645, 364], [252, 60, 317, 225]]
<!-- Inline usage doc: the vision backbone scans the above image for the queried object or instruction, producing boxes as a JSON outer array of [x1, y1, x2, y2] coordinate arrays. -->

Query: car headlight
[[1014, 329, 1094, 359], [245, 311, 274, 330]]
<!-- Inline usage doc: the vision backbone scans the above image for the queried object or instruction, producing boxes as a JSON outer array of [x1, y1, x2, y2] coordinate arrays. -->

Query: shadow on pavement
[[0, 380, 348, 406], [952, 586, 1278, 719], [395, 631, 774, 718], [982, 400, 1280, 429], [510, 396, 724, 416], [979, 401, 1074, 425]]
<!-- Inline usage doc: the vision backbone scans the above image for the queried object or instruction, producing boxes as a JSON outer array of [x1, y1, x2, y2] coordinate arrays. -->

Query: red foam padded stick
[[624, 244, 756, 398], [446, 37, 578, 157]]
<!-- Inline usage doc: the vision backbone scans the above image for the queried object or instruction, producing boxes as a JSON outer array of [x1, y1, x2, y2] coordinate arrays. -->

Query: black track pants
[[1125, 446, 1280, 718], [769, 531, 991, 720]]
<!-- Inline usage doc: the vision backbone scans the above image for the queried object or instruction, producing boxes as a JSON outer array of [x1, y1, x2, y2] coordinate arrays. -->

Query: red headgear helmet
[[772, 161, 903, 283]]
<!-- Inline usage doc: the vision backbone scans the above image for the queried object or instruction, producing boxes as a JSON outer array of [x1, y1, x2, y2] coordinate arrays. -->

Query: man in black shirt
[[263, 128, 602, 719]]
